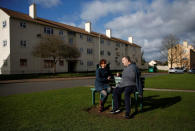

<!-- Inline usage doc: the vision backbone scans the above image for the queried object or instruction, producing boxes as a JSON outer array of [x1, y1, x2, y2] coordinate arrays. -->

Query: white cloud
[[58, 14, 79, 27], [60, 21, 76, 27], [80, 0, 130, 22], [104, 0, 195, 61], [29, 0, 61, 8]]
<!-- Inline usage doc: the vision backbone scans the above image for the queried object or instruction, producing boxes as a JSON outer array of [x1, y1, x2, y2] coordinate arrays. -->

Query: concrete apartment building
[[168, 41, 195, 69], [0, 4, 141, 74]]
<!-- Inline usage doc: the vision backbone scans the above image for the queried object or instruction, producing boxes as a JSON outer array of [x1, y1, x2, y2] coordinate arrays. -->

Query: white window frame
[[87, 36, 93, 42], [100, 50, 104, 56], [20, 58, 28, 67], [80, 60, 84, 65], [80, 34, 83, 39], [44, 27, 53, 35], [59, 30, 63, 35], [20, 22, 26, 28], [3, 40, 7, 47], [2, 20, 6, 28], [80, 48, 83, 52], [69, 38, 73, 44], [87, 48, 93, 54], [20, 40, 27, 47], [87, 61, 93, 66]]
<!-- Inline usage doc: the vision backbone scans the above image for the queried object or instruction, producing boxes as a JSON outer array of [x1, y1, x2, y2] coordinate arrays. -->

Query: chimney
[[183, 40, 188, 48], [85, 22, 91, 33], [106, 29, 112, 38], [128, 36, 133, 44], [29, 4, 37, 19]]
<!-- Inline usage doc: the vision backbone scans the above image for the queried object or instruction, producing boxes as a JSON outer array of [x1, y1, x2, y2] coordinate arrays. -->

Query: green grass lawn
[[145, 73, 195, 90], [0, 87, 195, 130]]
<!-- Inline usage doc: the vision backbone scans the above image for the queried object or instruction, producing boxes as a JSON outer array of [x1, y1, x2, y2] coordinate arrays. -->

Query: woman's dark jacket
[[95, 66, 111, 91]]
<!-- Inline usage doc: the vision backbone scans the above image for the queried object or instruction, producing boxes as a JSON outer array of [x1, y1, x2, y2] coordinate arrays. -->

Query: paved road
[[0, 78, 95, 96], [0, 73, 167, 96]]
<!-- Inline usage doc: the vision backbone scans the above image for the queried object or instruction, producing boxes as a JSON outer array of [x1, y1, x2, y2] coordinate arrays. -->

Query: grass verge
[[145, 73, 195, 90]]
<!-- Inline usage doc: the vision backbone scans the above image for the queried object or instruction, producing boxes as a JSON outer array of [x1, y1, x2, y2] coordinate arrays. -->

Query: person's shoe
[[124, 115, 130, 119], [99, 101, 104, 112], [110, 109, 120, 114]]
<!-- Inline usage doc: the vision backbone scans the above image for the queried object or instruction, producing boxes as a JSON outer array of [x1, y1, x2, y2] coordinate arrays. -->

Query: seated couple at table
[[95, 56, 139, 119]]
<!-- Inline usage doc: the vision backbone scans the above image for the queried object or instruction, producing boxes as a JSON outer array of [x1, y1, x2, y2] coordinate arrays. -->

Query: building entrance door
[[68, 61, 77, 73]]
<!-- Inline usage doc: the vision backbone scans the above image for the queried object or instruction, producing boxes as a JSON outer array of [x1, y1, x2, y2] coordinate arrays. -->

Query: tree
[[32, 36, 80, 73], [160, 34, 180, 68], [192, 40, 195, 49], [169, 44, 186, 68], [141, 50, 146, 65]]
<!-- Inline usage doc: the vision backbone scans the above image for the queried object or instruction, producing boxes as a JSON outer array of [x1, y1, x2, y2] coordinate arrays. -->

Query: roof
[[0, 7, 141, 48]]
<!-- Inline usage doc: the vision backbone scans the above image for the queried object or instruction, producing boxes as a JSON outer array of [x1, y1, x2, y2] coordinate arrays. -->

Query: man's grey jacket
[[118, 63, 136, 88]]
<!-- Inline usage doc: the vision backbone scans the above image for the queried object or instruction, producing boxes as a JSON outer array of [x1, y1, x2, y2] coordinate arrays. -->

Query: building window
[[20, 59, 27, 67], [100, 39, 104, 44], [3, 40, 7, 47], [68, 31, 76, 36], [69, 38, 73, 44], [87, 61, 93, 66], [87, 48, 93, 54], [80, 34, 83, 39], [20, 40, 26, 47], [107, 51, 111, 56], [87, 36, 93, 42], [100, 50, 104, 56], [107, 41, 111, 46], [3, 60, 8, 67], [80, 48, 83, 52], [116, 43, 120, 47], [116, 52, 120, 56], [20, 22, 26, 28], [59, 30, 63, 35], [59, 60, 64, 66], [44, 60, 54, 68], [80, 60, 84, 65], [44, 27, 53, 34], [2, 20, 6, 28]]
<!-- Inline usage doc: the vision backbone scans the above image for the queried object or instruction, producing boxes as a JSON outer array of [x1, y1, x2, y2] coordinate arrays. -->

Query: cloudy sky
[[1, 0, 195, 61]]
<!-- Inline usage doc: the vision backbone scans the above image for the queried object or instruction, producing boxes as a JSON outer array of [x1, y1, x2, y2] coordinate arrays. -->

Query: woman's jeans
[[100, 87, 111, 105]]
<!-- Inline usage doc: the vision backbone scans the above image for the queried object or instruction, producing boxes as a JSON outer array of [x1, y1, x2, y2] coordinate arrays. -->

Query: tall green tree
[[32, 36, 80, 73]]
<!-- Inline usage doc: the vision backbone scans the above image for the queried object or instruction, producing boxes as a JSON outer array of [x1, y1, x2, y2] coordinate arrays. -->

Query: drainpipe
[[99, 34, 101, 62]]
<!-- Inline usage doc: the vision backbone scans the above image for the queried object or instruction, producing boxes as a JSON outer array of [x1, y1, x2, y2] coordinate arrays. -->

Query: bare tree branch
[[160, 34, 180, 68]]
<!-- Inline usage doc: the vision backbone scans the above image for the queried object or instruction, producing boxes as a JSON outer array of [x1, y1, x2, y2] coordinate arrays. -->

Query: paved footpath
[[144, 88, 195, 93], [0, 73, 194, 96]]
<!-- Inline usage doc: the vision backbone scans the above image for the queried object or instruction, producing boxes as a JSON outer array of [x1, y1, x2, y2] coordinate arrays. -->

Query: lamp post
[[99, 34, 101, 61]]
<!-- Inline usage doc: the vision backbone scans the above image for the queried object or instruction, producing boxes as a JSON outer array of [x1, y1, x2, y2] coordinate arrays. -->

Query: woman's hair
[[123, 56, 131, 62], [99, 59, 107, 65]]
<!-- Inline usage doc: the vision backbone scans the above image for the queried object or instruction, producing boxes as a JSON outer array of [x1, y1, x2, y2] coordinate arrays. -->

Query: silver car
[[168, 68, 184, 74], [188, 69, 195, 73]]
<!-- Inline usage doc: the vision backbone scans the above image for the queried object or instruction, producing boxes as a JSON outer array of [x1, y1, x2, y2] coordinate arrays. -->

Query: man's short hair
[[123, 56, 131, 62]]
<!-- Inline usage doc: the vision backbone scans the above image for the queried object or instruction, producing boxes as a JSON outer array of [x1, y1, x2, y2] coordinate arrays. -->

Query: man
[[111, 56, 137, 119]]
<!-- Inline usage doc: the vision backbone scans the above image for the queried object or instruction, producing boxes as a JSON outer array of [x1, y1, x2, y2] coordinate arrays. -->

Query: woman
[[95, 59, 111, 112]]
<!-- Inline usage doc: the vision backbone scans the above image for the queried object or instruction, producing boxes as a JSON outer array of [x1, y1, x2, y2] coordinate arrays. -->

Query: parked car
[[188, 69, 195, 73], [168, 68, 184, 74]]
